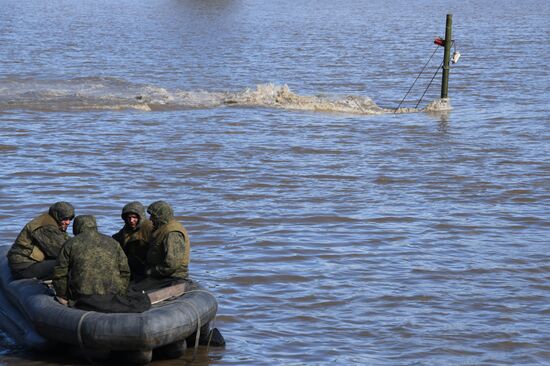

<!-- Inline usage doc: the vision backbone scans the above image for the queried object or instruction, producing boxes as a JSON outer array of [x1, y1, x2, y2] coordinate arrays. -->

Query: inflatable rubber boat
[[0, 245, 219, 363]]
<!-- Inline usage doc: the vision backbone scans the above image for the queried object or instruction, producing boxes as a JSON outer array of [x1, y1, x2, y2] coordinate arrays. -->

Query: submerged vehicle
[[0, 245, 220, 364]]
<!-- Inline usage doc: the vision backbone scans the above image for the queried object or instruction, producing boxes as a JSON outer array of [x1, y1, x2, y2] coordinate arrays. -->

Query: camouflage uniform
[[8, 202, 74, 278], [112, 202, 153, 278], [53, 215, 130, 300], [146, 201, 190, 279]]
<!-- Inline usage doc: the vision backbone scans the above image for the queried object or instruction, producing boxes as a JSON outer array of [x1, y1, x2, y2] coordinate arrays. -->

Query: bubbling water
[[0, 78, 448, 115]]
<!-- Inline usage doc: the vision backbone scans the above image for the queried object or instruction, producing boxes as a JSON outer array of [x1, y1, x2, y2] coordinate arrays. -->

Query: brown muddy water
[[0, 0, 549, 365]]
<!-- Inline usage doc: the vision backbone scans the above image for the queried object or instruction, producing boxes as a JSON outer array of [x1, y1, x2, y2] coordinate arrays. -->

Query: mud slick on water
[[0, 78, 451, 115]]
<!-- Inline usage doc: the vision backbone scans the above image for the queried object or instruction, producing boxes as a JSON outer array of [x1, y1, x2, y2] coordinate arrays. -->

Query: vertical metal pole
[[441, 14, 452, 98]]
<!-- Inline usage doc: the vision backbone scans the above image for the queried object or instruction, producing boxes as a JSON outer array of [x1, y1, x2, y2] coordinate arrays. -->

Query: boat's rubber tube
[[0, 276, 51, 350], [0, 245, 218, 352]]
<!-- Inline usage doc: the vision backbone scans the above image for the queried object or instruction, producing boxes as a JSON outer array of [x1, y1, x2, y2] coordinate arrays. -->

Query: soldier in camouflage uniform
[[112, 201, 153, 280], [145, 202, 225, 347], [145, 201, 190, 279], [53, 215, 130, 301], [8, 201, 75, 280]]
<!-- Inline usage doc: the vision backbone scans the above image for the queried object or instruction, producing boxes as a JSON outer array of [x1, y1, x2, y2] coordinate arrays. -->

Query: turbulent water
[[0, 0, 549, 365], [0, 77, 441, 114]]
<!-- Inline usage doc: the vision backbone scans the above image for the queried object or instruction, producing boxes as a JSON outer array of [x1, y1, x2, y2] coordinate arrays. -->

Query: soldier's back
[[68, 232, 129, 298]]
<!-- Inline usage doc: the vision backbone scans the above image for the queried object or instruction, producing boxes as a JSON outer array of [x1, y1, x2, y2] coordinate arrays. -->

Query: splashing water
[[0, 78, 448, 115], [223, 83, 387, 114]]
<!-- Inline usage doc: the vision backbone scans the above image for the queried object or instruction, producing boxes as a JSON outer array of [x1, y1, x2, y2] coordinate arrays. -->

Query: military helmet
[[49, 201, 75, 222]]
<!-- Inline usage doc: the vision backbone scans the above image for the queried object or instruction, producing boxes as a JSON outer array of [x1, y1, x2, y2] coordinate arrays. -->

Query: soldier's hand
[[55, 296, 69, 306]]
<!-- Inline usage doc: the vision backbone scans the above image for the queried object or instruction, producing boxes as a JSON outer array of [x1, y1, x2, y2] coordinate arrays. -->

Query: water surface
[[0, 0, 549, 365]]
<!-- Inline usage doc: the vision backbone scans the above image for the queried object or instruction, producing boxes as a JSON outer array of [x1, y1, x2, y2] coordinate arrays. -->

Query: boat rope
[[77, 311, 92, 348], [205, 312, 218, 348], [395, 45, 439, 112], [177, 299, 202, 363], [190, 301, 201, 362], [77, 311, 98, 365], [145, 288, 219, 362], [180, 289, 223, 351], [173, 289, 220, 349]]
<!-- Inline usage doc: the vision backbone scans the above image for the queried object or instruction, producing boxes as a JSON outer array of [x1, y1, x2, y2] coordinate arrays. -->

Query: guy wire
[[395, 45, 439, 112]]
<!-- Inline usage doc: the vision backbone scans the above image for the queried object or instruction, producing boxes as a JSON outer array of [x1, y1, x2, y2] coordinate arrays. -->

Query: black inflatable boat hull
[[0, 245, 217, 359]]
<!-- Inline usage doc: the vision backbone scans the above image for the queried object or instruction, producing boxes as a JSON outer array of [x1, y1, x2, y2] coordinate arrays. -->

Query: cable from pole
[[415, 41, 455, 109], [394, 45, 439, 112], [415, 61, 443, 109]]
